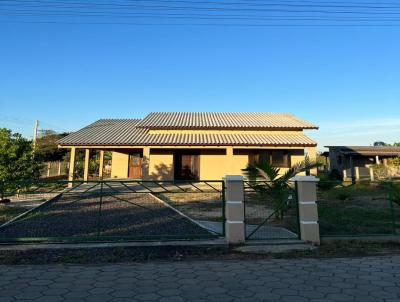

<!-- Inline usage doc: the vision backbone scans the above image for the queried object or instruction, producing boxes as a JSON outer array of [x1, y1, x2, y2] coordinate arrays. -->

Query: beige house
[[58, 112, 318, 181], [326, 146, 400, 179]]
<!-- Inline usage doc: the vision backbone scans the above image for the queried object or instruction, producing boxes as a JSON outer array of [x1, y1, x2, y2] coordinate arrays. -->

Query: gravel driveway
[[0, 190, 212, 241]]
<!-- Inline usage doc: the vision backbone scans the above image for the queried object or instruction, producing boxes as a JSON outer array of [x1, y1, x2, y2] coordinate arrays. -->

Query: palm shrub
[[243, 157, 320, 220]]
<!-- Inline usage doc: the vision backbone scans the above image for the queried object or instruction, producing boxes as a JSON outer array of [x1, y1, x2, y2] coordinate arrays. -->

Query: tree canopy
[[35, 130, 69, 162], [0, 128, 42, 199]]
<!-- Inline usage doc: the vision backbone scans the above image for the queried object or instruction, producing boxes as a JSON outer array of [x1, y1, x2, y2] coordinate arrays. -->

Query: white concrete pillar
[[99, 150, 104, 179], [376, 155, 380, 165], [294, 176, 320, 245], [343, 169, 347, 181], [370, 167, 374, 181], [68, 147, 76, 188], [83, 148, 90, 182], [224, 175, 245, 244]]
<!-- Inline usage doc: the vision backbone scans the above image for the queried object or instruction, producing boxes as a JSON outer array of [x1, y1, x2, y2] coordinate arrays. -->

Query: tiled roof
[[136, 112, 318, 129], [326, 146, 400, 156], [58, 119, 317, 147]]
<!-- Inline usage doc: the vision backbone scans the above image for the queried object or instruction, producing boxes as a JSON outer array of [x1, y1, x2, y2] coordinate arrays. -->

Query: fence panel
[[41, 161, 69, 179], [0, 180, 225, 243], [318, 180, 400, 237], [244, 181, 299, 240]]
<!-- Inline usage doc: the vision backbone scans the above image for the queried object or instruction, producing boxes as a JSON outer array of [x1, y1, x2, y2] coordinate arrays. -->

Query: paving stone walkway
[[1, 255, 400, 301]]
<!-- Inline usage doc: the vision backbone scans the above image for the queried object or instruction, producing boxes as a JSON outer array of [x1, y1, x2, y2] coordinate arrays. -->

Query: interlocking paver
[[0, 255, 399, 301]]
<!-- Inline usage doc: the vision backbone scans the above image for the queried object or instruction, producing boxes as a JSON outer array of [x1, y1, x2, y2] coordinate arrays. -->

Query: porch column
[[376, 155, 380, 165], [294, 176, 320, 245], [46, 162, 51, 178], [355, 166, 360, 181], [142, 147, 150, 180], [226, 146, 234, 175], [57, 161, 62, 176], [83, 148, 90, 182], [68, 147, 76, 188], [350, 156, 355, 184], [99, 150, 104, 179], [306, 146, 317, 175]]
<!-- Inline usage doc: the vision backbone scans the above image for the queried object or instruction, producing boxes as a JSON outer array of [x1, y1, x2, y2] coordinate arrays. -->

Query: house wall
[[108, 147, 309, 180], [111, 150, 129, 178], [149, 149, 174, 180], [199, 149, 228, 179], [228, 149, 305, 177]]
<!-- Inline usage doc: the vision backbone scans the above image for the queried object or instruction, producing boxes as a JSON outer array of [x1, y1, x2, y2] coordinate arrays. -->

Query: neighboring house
[[58, 112, 318, 181], [326, 146, 400, 178]]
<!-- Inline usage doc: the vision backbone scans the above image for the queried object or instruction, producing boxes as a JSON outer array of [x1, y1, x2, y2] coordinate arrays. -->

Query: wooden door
[[175, 152, 200, 180], [128, 153, 142, 179]]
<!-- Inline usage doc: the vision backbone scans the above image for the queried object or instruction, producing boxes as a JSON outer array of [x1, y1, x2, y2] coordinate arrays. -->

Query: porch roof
[[326, 146, 400, 156], [58, 119, 317, 147]]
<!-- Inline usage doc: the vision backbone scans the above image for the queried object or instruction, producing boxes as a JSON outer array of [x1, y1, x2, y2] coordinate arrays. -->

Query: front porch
[[66, 146, 316, 183]]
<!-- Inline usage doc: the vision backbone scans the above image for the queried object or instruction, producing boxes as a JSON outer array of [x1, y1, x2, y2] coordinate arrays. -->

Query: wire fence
[[0, 180, 225, 243], [244, 180, 299, 240], [317, 180, 400, 237], [40, 161, 69, 179]]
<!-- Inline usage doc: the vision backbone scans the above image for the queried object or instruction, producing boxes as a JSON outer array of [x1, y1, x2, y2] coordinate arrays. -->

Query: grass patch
[[319, 182, 388, 201], [319, 203, 400, 235], [0, 205, 27, 225], [318, 181, 400, 236]]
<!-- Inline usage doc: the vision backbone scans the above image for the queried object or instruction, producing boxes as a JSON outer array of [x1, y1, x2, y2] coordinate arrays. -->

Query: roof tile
[[135, 112, 318, 129]]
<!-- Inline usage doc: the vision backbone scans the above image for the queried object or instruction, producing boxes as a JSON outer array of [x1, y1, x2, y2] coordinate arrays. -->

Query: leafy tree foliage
[[0, 128, 42, 200], [35, 130, 69, 162]]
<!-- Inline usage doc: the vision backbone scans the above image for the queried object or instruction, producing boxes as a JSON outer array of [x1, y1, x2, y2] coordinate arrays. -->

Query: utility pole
[[32, 120, 39, 156]]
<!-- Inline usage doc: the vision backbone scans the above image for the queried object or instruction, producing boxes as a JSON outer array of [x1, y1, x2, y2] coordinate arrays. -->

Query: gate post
[[294, 176, 320, 245], [224, 175, 245, 244]]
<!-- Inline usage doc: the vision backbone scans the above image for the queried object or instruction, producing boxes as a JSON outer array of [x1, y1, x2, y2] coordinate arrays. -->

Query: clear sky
[[1, 1, 399, 151]]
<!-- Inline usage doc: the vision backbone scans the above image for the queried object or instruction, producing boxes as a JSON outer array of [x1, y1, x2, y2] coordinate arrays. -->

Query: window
[[249, 150, 291, 168], [271, 150, 290, 168]]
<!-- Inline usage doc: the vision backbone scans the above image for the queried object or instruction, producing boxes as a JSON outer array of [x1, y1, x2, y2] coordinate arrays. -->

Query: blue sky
[[1, 17, 399, 150]]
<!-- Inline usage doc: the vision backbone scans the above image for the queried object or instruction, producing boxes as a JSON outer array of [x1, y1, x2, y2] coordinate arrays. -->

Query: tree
[[243, 157, 320, 220], [0, 128, 42, 201], [35, 130, 69, 162]]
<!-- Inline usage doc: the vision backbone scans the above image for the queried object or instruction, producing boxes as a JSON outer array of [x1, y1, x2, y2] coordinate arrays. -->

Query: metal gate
[[0, 180, 225, 243], [244, 180, 300, 240]]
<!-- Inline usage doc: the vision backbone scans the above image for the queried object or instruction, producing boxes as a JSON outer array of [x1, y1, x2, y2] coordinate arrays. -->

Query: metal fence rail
[[244, 180, 300, 240], [0, 180, 225, 243], [317, 180, 400, 237]]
